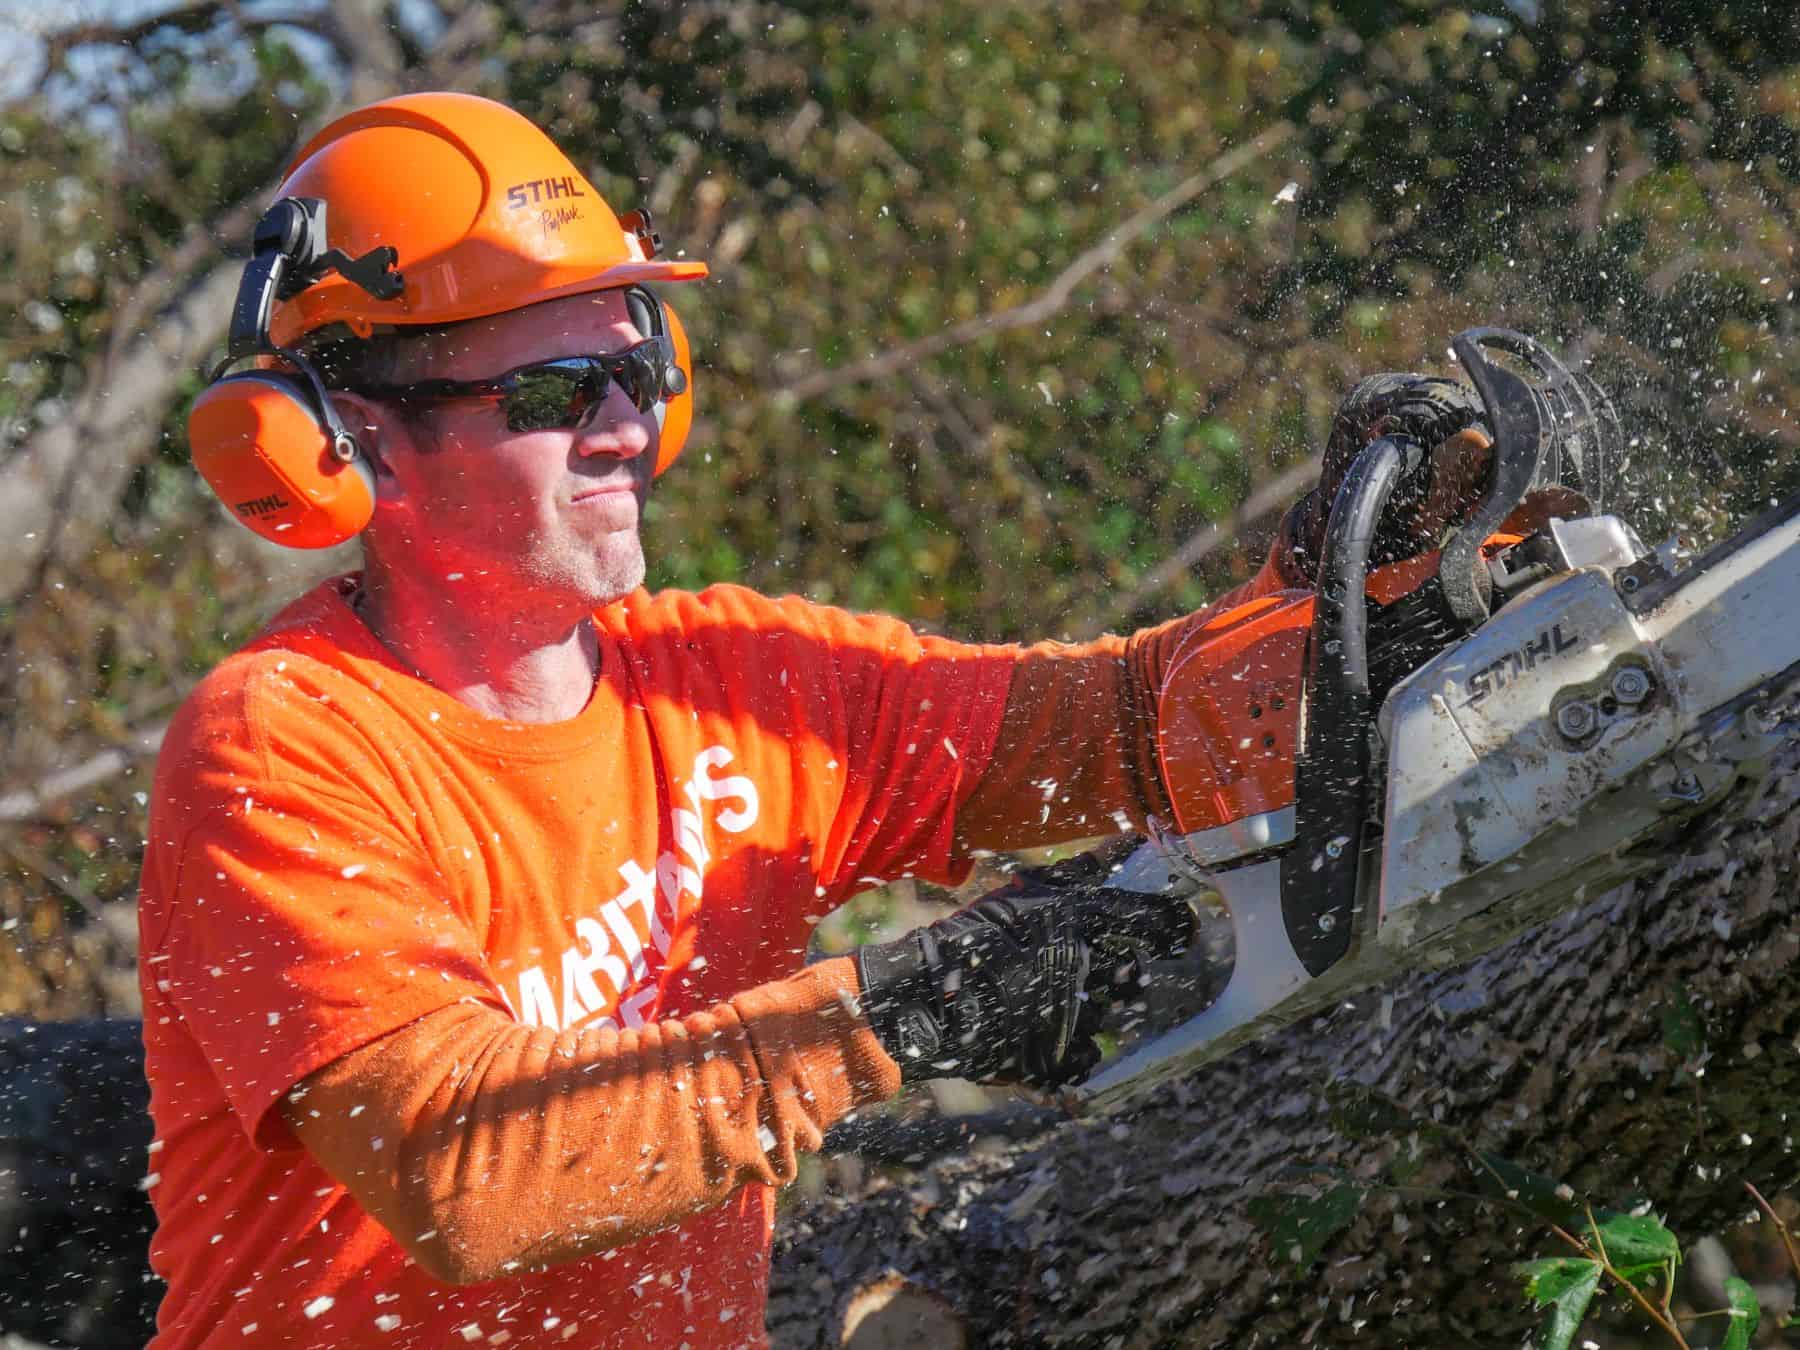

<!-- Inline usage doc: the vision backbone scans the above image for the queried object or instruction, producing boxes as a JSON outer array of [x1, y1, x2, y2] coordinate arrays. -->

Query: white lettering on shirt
[[510, 745, 763, 1032], [685, 745, 758, 834]]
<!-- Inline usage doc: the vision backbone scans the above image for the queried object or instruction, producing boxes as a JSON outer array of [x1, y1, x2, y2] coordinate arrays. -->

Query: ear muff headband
[[189, 196, 390, 550]]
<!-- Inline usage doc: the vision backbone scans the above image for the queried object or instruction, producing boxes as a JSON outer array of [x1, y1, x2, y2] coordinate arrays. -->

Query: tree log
[[768, 747, 1800, 1347]]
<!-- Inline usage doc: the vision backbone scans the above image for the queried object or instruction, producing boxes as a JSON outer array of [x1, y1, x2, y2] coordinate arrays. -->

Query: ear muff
[[621, 283, 695, 477], [188, 372, 375, 548], [654, 299, 695, 478]]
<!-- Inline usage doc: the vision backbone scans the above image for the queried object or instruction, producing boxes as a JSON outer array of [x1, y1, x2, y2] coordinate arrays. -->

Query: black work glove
[[1282, 373, 1492, 584], [854, 855, 1196, 1089]]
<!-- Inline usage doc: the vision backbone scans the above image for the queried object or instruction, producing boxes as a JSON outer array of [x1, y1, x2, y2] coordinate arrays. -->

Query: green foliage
[[1246, 1182, 1363, 1271], [1515, 1256, 1602, 1350], [1298, 1082, 1788, 1347], [3, 1, 1799, 1019], [1472, 1151, 1590, 1231], [1662, 982, 1707, 1065], [1722, 1275, 1760, 1350], [1591, 1210, 1681, 1285]]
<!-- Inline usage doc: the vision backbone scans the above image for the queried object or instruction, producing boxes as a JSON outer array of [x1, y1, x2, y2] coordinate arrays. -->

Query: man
[[140, 92, 1489, 1347]]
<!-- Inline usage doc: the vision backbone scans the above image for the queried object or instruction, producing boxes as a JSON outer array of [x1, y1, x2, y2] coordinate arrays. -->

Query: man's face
[[366, 289, 660, 610]]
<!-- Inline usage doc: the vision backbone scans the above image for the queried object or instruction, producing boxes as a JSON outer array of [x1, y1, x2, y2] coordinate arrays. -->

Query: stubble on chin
[[518, 531, 647, 609]]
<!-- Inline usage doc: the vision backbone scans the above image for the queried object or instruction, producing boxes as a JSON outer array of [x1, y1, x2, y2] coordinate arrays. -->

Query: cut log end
[[840, 1272, 967, 1349]]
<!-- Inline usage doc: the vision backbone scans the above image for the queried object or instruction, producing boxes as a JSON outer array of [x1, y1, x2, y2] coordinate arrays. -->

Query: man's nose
[[573, 382, 654, 459]]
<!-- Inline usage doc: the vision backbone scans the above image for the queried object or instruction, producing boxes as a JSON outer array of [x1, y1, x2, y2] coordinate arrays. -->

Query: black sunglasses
[[357, 338, 686, 432]]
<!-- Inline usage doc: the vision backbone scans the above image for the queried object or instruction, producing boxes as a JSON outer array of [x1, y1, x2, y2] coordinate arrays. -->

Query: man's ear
[[328, 391, 405, 503]]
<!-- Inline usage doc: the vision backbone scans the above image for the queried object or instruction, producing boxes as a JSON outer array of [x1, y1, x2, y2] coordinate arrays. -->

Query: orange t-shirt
[[138, 579, 1022, 1347]]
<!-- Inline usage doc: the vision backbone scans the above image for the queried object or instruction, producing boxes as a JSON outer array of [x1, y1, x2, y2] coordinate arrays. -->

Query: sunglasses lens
[[493, 342, 670, 430], [502, 365, 595, 432]]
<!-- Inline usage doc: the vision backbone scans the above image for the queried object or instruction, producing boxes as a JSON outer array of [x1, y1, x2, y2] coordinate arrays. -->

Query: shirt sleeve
[[955, 545, 1296, 851], [285, 955, 899, 1284], [669, 587, 1018, 901], [147, 777, 508, 1151]]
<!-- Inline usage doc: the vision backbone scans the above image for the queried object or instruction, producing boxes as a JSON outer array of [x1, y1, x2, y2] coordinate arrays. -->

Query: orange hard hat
[[268, 91, 708, 347]]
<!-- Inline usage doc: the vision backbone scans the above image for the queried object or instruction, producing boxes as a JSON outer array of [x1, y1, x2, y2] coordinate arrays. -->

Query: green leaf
[[1514, 1257, 1601, 1350], [1473, 1152, 1586, 1229], [1721, 1275, 1761, 1350], [1592, 1211, 1680, 1271], [1611, 1259, 1671, 1290], [1517, 1256, 1598, 1304], [1387, 1135, 1428, 1186], [1661, 984, 1705, 1062], [1247, 1183, 1364, 1270]]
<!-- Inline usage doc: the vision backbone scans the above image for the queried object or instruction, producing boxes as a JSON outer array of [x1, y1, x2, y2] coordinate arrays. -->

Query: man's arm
[[284, 956, 897, 1285], [954, 418, 1494, 853], [954, 549, 1294, 851]]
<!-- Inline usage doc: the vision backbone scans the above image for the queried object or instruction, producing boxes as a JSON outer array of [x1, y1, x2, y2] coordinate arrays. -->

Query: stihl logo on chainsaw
[[233, 492, 290, 518], [1460, 624, 1580, 706], [504, 176, 585, 209]]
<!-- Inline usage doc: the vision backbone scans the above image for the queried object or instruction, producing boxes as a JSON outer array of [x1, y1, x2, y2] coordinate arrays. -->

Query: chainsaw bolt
[[1556, 700, 1597, 739], [1316, 912, 1337, 934], [1610, 667, 1652, 705]]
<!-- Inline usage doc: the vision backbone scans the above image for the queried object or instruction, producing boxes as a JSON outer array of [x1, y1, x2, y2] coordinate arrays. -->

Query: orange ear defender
[[189, 92, 710, 548], [188, 371, 377, 548], [188, 196, 394, 548], [621, 278, 695, 479]]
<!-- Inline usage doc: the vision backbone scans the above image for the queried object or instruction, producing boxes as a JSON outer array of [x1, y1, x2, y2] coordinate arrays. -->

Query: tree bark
[[768, 746, 1800, 1348]]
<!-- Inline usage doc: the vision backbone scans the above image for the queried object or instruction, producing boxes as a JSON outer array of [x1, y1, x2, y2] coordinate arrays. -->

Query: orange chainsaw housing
[[1155, 549, 1499, 836]]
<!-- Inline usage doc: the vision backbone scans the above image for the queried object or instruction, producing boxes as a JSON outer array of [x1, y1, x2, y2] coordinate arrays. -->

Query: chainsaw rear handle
[[1281, 432, 1420, 975], [1286, 328, 1614, 968]]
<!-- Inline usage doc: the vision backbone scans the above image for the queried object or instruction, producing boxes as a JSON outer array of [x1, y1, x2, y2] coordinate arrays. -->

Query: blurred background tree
[[7, 0, 1798, 1010], [1, 1, 1797, 1343]]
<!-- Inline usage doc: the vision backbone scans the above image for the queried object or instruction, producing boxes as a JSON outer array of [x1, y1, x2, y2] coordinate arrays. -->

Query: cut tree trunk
[[768, 746, 1800, 1348]]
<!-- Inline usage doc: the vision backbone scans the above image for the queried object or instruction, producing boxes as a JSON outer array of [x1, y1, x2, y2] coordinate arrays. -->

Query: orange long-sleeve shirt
[[139, 562, 1286, 1348]]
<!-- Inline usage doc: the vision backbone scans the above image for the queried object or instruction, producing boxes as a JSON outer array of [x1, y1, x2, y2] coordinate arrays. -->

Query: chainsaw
[[1069, 326, 1800, 1112]]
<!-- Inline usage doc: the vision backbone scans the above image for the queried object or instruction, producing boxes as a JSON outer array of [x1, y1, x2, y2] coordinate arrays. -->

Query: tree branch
[[778, 123, 1296, 405], [28, 2, 328, 91], [771, 750, 1800, 1346], [0, 722, 169, 825]]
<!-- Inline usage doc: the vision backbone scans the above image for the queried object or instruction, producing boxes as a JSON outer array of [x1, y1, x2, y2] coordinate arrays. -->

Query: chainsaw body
[[1075, 329, 1800, 1111]]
